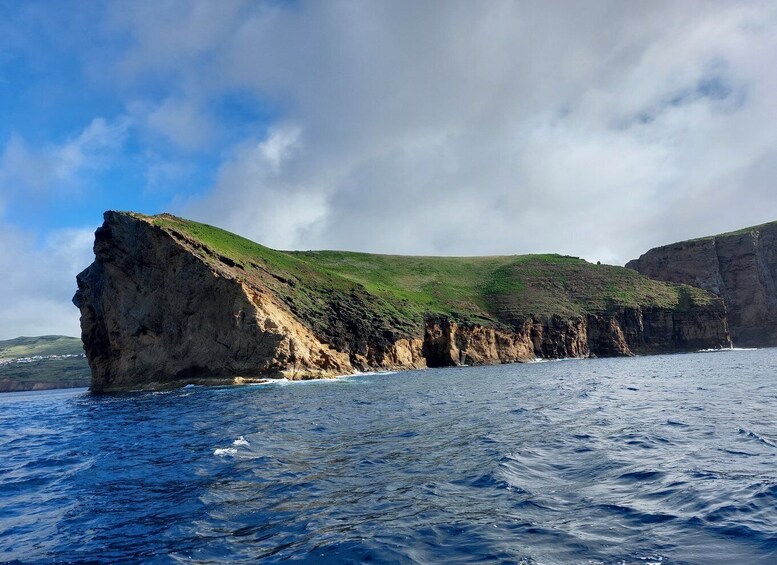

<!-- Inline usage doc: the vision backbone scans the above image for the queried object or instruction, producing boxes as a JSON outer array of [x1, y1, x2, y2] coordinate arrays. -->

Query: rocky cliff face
[[74, 212, 436, 392], [627, 222, 777, 347], [423, 306, 729, 368], [74, 212, 730, 392]]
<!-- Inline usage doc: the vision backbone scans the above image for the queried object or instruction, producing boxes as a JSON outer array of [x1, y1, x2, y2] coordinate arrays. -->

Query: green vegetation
[[0, 336, 89, 392], [0, 358, 90, 392], [0, 335, 84, 360], [144, 213, 718, 331], [690, 219, 777, 243]]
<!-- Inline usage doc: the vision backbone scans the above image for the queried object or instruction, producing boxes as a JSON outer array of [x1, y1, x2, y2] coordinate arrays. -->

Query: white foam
[[738, 427, 777, 448], [347, 370, 398, 377], [528, 356, 584, 363], [213, 447, 237, 457], [697, 346, 758, 353], [267, 378, 292, 386], [256, 371, 398, 387], [232, 436, 250, 447]]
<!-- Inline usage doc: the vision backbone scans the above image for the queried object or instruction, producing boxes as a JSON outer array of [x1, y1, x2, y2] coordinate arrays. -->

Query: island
[[71, 212, 732, 392]]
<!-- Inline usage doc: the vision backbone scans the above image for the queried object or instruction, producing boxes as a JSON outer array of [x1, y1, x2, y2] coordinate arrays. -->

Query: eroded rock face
[[422, 306, 729, 368], [627, 225, 777, 346], [73, 213, 354, 391], [74, 212, 730, 392]]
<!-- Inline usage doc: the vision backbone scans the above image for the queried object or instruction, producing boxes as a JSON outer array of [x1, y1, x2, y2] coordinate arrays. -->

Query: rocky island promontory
[[72, 212, 731, 392], [627, 220, 777, 347]]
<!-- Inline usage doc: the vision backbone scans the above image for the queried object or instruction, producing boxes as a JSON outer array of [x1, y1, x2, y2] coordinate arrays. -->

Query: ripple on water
[[2, 351, 777, 563]]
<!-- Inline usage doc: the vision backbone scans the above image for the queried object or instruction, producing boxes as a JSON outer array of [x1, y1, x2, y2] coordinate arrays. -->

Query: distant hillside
[[0, 335, 89, 393], [0, 335, 84, 360]]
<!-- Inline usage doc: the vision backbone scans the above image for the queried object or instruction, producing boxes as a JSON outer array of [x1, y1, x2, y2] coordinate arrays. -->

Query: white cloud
[[0, 135, 51, 190], [0, 114, 128, 338], [139, 96, 213, 151], [256, 126, 301, 174], [186, 125, 326, 248], [101, 0, 777, 264], [53, 117, 130, 182], [0, 224, 95, 340], [6, 1, 777, 339], [0, 117, 130, 195], [0, 0, 768, 282], [109, 0, 250, 80]]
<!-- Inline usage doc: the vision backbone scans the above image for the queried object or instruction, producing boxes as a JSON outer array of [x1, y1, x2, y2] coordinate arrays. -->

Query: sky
[[1, 0, 777, 339]]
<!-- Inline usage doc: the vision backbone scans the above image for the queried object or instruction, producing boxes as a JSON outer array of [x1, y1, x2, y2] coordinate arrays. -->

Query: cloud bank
[[2, 0, 777, 339], [0, 224, 94, 339], [111, 0, 777, 263]]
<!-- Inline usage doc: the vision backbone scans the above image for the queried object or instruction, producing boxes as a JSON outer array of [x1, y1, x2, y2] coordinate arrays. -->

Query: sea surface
[[2, 349, 777, 564]]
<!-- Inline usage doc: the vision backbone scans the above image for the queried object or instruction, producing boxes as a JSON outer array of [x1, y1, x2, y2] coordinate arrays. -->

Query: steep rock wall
[[74, 212, 731, 392], [423, 305, 729, 368], [627, 225, 777, 346], [74, 213, 357, 392]]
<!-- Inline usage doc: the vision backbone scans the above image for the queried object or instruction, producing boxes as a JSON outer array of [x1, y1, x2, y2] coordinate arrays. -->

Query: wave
[[738, 427, 777, 448], [214, 436, 251, 456], [8, 347, 777, 564], [697, 347, 758, 352], [527, 356, 586, 363], [253, 370, 399, 387]]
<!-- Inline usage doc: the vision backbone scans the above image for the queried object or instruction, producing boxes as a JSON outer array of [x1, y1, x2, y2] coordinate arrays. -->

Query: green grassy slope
[[0, 336, 89, 392], [146, 213, 718, 331], [688, 219, 777, 243], [0, 335, 84, 360]]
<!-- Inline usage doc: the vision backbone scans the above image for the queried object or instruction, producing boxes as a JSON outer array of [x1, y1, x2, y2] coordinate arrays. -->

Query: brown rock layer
[[74, 212, 730, 392], [423, 306, 729, 368], [627, 223, 777, 346]]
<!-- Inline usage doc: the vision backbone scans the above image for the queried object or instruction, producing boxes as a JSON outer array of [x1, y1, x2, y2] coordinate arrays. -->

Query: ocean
[[2, 349, 776, 564]]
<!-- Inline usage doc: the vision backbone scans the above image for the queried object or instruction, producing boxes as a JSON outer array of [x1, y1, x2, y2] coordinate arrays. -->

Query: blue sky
[[0, 1, 277, 232], [1, 0, 777, 338]]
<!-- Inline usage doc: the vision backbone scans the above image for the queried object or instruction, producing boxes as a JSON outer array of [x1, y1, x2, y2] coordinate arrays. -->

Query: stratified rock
[[627, 222, 777, 346], [74, 212, 730, 392]]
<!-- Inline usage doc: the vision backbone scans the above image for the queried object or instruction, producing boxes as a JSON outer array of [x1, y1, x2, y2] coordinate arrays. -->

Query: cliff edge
[[627, 221, 777, 347], [74, 212, 730, 392]]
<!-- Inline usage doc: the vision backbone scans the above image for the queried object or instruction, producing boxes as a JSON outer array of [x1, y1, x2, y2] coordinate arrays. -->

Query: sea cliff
[[74, 212, 730, 392], [627, 221, 777, 347]]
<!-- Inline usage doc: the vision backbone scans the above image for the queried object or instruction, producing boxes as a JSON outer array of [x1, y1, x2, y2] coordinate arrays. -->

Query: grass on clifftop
[[141, 212, 719, 330], [683, 219, 777, 243]]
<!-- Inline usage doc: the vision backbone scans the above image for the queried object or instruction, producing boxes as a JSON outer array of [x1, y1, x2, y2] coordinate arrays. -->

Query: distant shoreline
[[0, 381, 89, 393]]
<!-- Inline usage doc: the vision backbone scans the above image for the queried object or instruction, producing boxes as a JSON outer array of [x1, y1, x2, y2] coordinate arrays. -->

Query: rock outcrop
[[627, 222, 777, 346], [423, 307, 729, 367], [74, 212, 731, 392]]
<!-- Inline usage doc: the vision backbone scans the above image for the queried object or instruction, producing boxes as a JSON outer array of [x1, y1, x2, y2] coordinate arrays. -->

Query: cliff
[[74, 212, 730, 392], [627, 221, 777, 347]]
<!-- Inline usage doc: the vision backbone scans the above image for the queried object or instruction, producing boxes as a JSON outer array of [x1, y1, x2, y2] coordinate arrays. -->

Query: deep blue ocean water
[[2, 349, 777, 564]]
